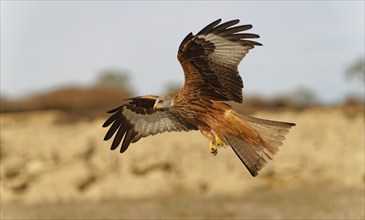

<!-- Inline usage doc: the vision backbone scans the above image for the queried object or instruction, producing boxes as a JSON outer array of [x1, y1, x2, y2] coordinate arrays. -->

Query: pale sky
[[1, 1, 364, 103]]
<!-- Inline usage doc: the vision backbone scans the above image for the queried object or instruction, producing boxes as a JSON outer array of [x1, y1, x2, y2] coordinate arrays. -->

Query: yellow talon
[[210, 142, 217, 156], [215, 135, 224, 146]]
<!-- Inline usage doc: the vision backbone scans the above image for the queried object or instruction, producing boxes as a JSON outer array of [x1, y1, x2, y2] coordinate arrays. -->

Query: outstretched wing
[[102, 96, 198, 153], [178, 19, 262, 103]]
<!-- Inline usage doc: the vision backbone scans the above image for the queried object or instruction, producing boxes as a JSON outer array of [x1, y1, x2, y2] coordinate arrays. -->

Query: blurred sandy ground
[[0, 106, 364, 219]]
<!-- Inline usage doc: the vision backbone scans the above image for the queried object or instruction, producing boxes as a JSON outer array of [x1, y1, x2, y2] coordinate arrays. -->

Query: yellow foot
[[214, 135, 224, 147], [210, 142, 217, 156]]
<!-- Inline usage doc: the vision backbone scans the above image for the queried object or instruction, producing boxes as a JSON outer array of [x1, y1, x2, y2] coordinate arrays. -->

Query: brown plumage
[[103, 19, 295, 177]]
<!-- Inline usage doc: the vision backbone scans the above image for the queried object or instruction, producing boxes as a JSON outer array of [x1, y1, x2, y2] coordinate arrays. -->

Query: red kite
[[103, 19, 295, 176]]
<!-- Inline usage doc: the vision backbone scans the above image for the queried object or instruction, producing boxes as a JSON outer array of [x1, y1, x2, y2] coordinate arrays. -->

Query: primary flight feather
[[103, 19, 295, 177]]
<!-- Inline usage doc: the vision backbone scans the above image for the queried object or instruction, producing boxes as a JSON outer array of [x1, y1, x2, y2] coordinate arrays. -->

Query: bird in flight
[[103, 19, 295, 177]]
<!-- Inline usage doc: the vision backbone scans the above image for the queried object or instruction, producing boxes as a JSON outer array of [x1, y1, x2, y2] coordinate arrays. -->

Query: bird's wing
[[177, 19, 261, 103], [102, 95, 198, 153]]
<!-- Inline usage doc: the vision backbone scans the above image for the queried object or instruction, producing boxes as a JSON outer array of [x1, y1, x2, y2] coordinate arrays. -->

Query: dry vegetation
[[1, 86, 131, 122], [0, 84, 325, 117]]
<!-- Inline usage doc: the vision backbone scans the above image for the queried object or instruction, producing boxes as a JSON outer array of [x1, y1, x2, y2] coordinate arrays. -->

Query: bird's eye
[[158, 100, 163, 103]]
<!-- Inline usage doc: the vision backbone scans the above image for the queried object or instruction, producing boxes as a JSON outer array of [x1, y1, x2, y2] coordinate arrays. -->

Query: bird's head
[[153, 93, 176, 110]]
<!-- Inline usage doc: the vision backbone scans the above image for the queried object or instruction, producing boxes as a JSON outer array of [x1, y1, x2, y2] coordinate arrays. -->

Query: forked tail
[[224, 113, 295, 177]]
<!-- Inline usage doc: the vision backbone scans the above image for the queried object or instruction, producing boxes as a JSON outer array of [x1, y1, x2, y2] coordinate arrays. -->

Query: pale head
[[153, 93, 176, 110]]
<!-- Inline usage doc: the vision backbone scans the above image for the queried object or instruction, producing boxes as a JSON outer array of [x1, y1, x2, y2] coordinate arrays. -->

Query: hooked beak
[[153, 101, 162, 110]]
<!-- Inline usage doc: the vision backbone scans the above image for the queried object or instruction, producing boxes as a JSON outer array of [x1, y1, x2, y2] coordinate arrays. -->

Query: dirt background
[[1, 106, 364, 219]]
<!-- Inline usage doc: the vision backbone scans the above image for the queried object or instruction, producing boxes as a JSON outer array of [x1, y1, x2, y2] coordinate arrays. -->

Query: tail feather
[[225, 114, 295, 177]]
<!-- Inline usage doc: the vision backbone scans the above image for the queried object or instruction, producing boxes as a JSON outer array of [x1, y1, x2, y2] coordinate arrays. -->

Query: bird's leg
[[214, 135, 224, 147], [210, 135, 223, 156], [210, 141, 218, 156]]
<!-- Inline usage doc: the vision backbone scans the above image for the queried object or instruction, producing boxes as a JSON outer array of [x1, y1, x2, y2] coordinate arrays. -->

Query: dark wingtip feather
[[238, 33, 260, 38], [102, 112, 119, 128], [211, 19, 240, 34], [120, 130, 135, 153], [240, 40, 263, 46], [104, 118, 123, 141], [110, 122, 129, 150], [196, 18, 222, 35], [239, 24, 253, 30], [179, 32, 194, 50], [107, 106, 122, 114]]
